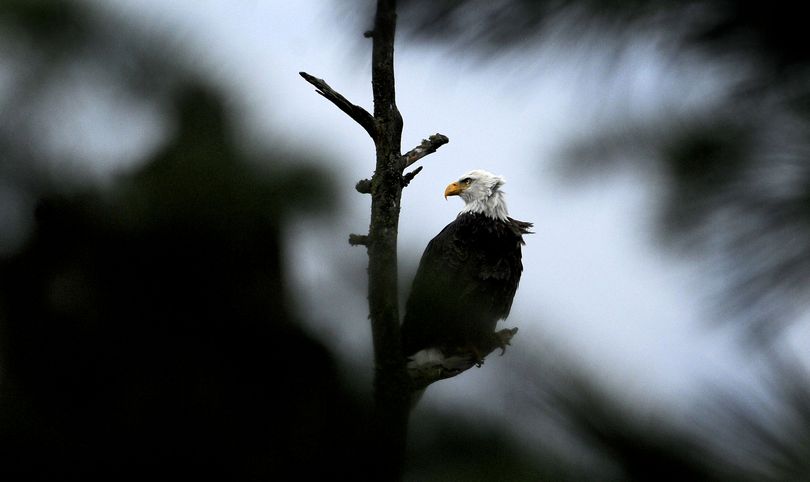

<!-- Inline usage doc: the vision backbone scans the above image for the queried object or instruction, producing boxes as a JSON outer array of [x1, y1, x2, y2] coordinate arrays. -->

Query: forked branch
[[298, 72, 377, 140]]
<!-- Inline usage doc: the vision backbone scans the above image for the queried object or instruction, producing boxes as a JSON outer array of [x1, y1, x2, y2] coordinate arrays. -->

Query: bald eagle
[[401, 170, 531, 370]]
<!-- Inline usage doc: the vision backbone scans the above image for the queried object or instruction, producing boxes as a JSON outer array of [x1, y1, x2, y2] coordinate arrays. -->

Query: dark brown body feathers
[[401, 212, 531, 356]]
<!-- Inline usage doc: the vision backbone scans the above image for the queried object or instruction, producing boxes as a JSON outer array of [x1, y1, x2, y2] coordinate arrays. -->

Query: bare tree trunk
[[300, 1, 449, 479], [365, 1, 410, 479]]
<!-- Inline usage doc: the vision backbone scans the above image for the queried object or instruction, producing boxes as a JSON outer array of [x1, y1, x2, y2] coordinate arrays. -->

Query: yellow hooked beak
[[444, 181, 464, 199]]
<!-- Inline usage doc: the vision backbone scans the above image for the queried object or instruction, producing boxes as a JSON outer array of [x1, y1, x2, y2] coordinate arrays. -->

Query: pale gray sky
[[90, 0, 778, 419]]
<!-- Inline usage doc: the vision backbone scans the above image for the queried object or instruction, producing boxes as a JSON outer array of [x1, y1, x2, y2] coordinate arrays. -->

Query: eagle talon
[[465, 344, 485, 367], [498, 336, 511, 356], [493, 327, 517, 356]]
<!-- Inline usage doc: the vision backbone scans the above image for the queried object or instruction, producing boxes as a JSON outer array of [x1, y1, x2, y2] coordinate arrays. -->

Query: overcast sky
[[87, 0, 797, 419]]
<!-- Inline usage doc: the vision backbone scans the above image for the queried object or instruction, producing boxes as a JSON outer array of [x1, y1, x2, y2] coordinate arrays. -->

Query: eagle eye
[[460, 177, 472, 184]]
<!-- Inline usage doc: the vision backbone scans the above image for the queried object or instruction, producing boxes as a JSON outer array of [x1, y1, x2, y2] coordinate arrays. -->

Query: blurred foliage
[[395, 0, 682, 50], [396, 0, 809, 73], [702, 352, 810, 480], [388, 2, 810, 478], [406, 410, 585, 481], [393, 0, 810, 341], [2, 0, 810, 480], [0, 1, 367, 478], [506, 347, 810, 481]]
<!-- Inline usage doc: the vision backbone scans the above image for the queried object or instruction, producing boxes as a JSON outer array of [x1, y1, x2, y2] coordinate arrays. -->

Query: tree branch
[[348, 233, 369, 246], [402, 133, 449, 168], [407, 328, 519, 390], [299, 72, 377, 140], [401, 166, 422, 187], [355, 178, 372, 194]]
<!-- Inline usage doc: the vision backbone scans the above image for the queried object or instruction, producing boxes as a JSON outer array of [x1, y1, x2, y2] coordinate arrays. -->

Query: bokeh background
[[1, 1, 809, 479]]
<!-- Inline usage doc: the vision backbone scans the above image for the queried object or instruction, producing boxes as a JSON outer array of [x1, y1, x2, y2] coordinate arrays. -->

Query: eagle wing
[[401, 214, 527, 356]]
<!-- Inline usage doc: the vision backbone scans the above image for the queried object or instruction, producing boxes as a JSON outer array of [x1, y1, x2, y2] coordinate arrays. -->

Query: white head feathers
[[445, 169, 509, 221]]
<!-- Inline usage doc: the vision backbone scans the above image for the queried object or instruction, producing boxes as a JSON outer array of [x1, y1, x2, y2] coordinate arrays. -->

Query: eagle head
[[444, 169, 505, 201], [444, 170, 508, 220]]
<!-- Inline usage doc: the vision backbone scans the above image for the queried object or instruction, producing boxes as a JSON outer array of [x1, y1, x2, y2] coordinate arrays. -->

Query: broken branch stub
[[299, 72, 377, 140]]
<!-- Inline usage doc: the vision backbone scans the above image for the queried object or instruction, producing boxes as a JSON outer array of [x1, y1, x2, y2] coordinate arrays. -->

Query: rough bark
[[301, 0, 449, 479], [366, 2, 411, 478]]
